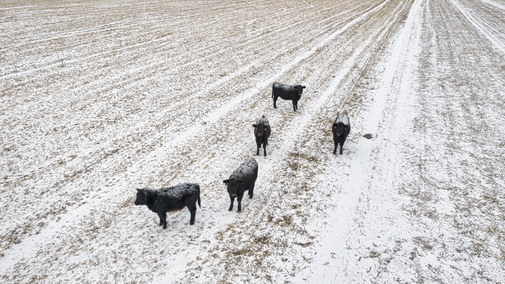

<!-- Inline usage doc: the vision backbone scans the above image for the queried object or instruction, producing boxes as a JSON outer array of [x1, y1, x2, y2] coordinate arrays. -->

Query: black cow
[[134, 183, 201, 229], [223, 157, 258, 212], [253, 115, 271, 156], [272, 82, 306, 111], [332, 112, 351, 155]]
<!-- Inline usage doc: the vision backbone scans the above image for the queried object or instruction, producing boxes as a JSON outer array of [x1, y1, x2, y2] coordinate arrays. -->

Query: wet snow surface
[[1, 0, 504, 282]]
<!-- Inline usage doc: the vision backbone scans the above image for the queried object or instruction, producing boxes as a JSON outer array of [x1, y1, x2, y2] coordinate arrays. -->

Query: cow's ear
[[223, 180, 229, 185], [344, 125, 349, 129], [263, 125, 267, 129], [301, 85, 306, 88], [252, 124, 257, 128]]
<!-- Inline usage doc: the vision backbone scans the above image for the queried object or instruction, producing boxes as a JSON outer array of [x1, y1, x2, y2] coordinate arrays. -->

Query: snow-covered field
[[1, 0, 504, 282]]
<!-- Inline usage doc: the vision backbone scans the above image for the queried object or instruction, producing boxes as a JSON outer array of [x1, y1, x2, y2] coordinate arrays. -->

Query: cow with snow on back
[[223, 157, 258, 212], [272, 82, 306, 111], [332, 112, 351, 155], [253, 115, 271, 156], [134, 183, 201, 229]]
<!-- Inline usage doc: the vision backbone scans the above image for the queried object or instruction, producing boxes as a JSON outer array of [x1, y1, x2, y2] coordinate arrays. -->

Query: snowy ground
[[1, 0, 504, 282]]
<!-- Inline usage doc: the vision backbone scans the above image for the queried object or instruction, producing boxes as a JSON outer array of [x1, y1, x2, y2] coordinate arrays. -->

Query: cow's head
[[332, 122, 349, 138], [253, 123, 268, 137], [223, 178, 244, 197], [295, 85, 306, 97], [134, 189, 148, 205]]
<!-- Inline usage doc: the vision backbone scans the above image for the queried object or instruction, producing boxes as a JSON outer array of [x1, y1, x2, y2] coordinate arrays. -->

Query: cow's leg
[[157, 212, 163, 226], [273, 96, 278, 108], [263, 142, 267, 156], [340, 142, 344, 155], [256, 144, 260, 156], [237, 193, 244, 212], [228, 195, 235, 211], [188, 205, 196, 225], [293, 100, 297, 111], [158, 211, 167, 229], [333, 142, 337, 154], [249, 184, 254, 199]]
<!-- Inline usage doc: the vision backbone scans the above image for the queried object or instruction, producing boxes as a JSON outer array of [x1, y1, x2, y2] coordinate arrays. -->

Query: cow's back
[[272, 82, 286, 92], [335, 113, 350, 126], [159, 183, 200, 209], [272, 82, 294, 99], [232, 158, 258, 187], [256, 115, 270, 127]]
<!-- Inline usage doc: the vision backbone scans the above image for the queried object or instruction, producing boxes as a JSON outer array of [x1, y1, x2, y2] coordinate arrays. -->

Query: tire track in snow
[[0, 0, 393, 275], [297, 0, 423, 280]]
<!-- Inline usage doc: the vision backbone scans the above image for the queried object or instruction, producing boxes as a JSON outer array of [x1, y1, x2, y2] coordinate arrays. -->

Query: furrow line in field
[[0, 5, 37, 10], [449, 0, 505, 54], [480, 0, 505, 10], [1, 17, 164, 51], [0, 0, 315, 79], [0, 0, 366, 84], [0, 0, 279, 55]]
